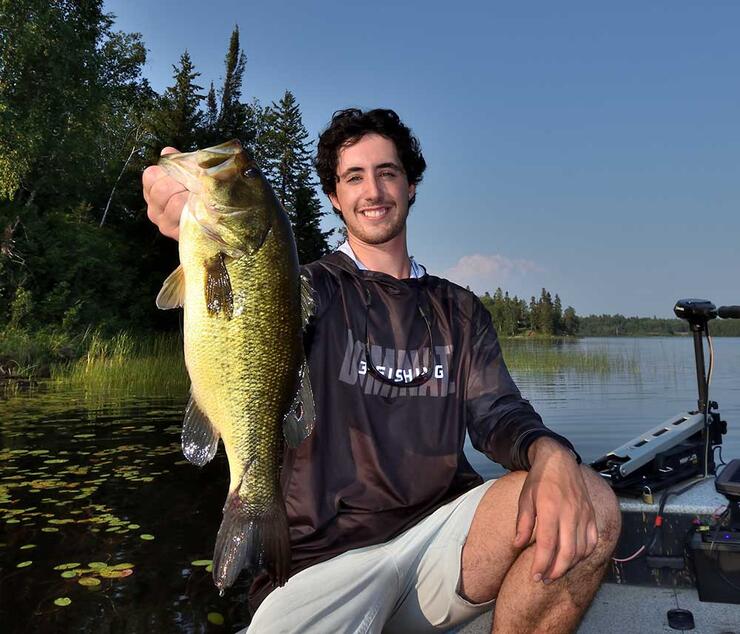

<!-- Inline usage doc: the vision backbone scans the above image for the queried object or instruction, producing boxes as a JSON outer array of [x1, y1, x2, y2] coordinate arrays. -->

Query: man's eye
[[347, 175, 362, 183], [380, 171, 397, 178]]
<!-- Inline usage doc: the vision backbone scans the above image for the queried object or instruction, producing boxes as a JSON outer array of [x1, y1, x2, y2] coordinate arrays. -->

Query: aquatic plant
[[50, 331, 188, 399], [501, 339, 639, 375]]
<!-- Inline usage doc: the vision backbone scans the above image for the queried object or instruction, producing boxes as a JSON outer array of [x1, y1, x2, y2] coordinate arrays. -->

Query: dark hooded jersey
[[249, 251, 578, 609]]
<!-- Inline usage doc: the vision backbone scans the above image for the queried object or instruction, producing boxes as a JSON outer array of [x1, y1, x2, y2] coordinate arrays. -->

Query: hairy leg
[[459, 466, 621, 634]]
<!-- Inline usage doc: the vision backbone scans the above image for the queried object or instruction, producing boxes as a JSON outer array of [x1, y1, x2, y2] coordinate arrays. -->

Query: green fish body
[[156, 140, 314, 592]]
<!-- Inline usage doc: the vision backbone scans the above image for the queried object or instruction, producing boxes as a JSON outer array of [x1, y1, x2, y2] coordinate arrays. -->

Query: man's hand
[[142, 147, 186, 240], [512, 437, 598, 584]]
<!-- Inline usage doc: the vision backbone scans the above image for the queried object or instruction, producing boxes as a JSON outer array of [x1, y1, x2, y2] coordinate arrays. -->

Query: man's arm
[[465, 298, 578, 471], [465, 297, 597, 583]]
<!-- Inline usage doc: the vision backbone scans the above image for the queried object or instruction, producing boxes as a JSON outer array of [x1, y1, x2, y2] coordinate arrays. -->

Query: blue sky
[[105, 0, 739, 316]]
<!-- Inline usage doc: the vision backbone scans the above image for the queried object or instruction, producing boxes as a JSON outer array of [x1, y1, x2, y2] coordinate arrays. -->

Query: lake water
[[471, 336, 740, 478], [1, 336, 739, 632]]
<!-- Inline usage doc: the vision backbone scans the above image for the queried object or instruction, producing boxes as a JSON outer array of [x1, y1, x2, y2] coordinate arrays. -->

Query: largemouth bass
[[155, 140, 314, 592]]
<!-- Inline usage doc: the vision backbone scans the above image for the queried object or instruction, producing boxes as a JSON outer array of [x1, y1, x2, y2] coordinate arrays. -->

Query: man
[[143, 108, 621, 633]]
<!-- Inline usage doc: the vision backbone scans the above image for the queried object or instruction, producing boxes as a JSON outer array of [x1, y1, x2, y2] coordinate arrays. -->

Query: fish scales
[[181, 201, 301, 506]]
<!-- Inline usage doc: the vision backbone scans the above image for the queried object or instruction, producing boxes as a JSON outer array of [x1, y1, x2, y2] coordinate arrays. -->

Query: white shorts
[[245, 479, 496, 634]]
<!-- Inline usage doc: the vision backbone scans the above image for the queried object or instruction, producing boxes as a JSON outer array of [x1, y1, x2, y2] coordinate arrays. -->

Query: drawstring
[[362, 285, 435, 388]]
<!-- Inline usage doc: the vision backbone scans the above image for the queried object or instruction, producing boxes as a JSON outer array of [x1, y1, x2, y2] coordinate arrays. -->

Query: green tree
[[292, 184, 332, 263], [563, 306, 579, 336], [259, 90, 331, 262], [216, 26, 248, 144], [260, 91, 312, 209], [0, 0, 150, 208], [204, 82, 218, 132], [553, 294, 563, 334], [0, 1, 169, 331], [149, 51, 204, 152]]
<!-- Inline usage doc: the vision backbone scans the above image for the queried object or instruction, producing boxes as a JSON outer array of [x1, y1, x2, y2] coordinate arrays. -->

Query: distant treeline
[[577, 314, 740, 337], [480, 288, 740, 337], [1, 2, 331, 338], [479, 288, 578, 337]]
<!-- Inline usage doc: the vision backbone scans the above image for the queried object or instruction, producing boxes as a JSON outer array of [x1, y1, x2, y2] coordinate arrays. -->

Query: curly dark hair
[[315, 108, 427, 216]]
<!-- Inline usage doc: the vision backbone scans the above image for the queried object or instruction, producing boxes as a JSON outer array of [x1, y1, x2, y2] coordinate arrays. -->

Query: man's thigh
[[383, 480, 497, 634], [246, 543, 398, 634]]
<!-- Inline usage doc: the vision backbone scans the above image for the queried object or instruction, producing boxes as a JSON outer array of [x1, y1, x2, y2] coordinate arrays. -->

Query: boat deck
[[456, 583, 740, 633]]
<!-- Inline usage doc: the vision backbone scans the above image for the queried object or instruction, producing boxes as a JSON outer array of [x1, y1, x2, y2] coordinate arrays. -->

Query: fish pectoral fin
[[204, 252, 234, 319], [300, 273, 316, 329], [283, 360, 316, 448], [182, 394, 220, 466], [156, 265, 185, 309]]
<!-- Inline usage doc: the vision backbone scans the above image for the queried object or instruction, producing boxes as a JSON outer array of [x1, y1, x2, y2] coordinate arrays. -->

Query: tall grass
[[0, 327, 74, 377], [501, 339, 639, 374], [50, 331, 188, 398]]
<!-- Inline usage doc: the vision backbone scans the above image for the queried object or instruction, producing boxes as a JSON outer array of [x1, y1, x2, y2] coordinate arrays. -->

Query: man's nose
[[363, 175, 382, 201]]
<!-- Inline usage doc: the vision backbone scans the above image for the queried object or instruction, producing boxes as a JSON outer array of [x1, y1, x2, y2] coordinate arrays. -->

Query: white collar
[[336, 241, 426, 278]]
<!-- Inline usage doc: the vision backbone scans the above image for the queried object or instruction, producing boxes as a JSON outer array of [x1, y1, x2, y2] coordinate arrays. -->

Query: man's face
[[329, 133, 416, 246]]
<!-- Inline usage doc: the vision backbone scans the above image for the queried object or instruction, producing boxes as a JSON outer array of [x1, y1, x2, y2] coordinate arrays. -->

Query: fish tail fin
[[212, 489, 290, 593]]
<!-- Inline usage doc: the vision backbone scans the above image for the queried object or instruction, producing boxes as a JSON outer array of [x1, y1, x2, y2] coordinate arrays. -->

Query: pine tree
[[217, 26, 248, 144], [538, 288, 554, 335], [553, 294, 563, 335], [150, 51, 203, 152], [260, 91, 312, 210], [292, 184, 332, 263], [258, 90, 331, 262], [198, 81, 219, 145], [563, 306, 579, 336]]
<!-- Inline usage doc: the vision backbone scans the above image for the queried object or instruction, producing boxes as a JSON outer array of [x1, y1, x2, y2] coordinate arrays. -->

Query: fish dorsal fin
[[283, 360, 316, 448], [182, 393, 220, 466], [156, 265, 185, 310], [300, 273, 315, 329], [204, 252, 233, 319]]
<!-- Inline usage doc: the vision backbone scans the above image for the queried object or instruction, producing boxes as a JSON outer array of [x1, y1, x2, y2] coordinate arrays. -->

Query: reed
[[501, 339, 639, 374], [50, 331, 188, 398]]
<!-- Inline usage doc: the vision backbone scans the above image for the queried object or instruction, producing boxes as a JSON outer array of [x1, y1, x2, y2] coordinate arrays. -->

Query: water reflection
[[0, 390, 249, 633]]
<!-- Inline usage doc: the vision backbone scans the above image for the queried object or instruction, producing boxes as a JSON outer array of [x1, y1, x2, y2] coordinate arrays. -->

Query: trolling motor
[[591, 299, 740, 496]]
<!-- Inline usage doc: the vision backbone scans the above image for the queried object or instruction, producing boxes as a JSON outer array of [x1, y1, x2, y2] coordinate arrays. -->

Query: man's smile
[[359, 206, 391, 219]]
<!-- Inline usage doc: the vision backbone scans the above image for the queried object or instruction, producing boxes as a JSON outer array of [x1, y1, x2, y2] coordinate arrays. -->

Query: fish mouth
[[196, 140, 252, 178], [159, 140, 253, 186]]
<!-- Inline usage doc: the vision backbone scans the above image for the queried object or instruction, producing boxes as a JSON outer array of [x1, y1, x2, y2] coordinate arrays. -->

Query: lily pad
[[78, 577, 101, 587], [88, 562, 107, 569], [41, 527, 59, 532], [139, 533, 155, 541], [20, 544, 36, 550], [17, 561, 32, 568], [127, 524, 140, 530], [205, 563, 213, 572], [53, 563, 81, 571], [110, 563, 134, 570], [54, 597, 72, 607], [99, 568, 133, 579], [207, 612, 224, 625], [60, 571, 77, 579], [191, 559, 212, 567]]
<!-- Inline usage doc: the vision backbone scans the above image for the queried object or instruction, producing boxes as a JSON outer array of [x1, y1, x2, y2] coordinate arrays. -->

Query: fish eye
[[243, 167, 260, 178]]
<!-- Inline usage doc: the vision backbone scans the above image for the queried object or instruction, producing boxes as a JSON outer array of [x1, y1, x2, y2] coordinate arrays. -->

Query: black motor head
[[674, 298, 717, 324]]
